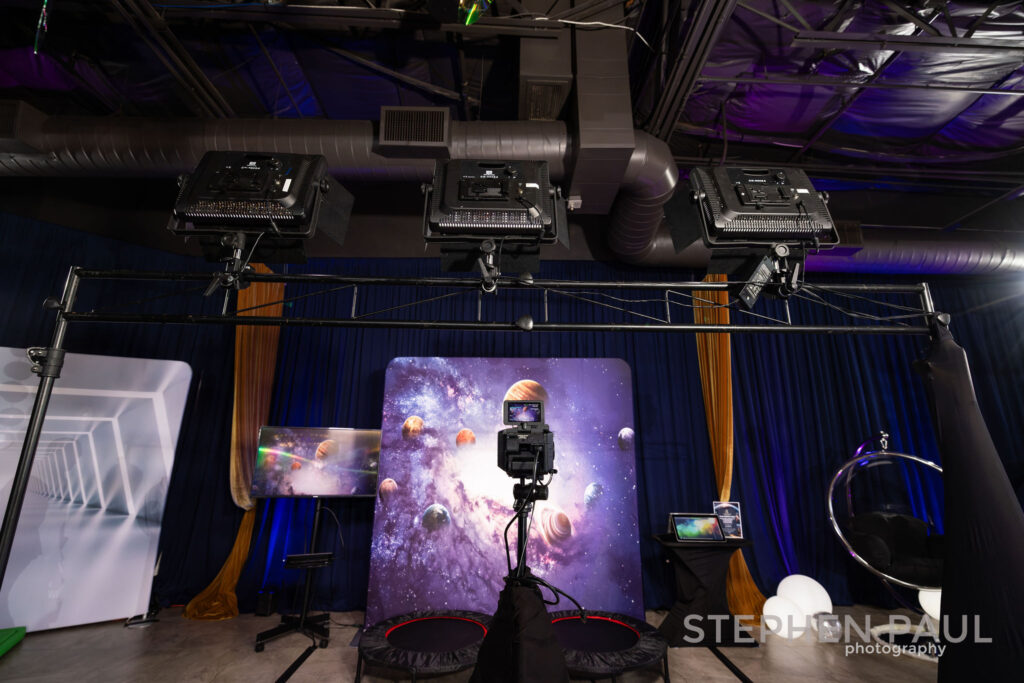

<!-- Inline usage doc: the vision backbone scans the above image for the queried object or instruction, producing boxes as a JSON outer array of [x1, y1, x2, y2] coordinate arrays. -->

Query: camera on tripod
[[498, 400, 555, 482]]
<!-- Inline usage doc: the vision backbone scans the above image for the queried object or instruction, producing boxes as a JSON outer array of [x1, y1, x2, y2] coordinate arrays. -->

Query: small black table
[[654, 534, 757, 647]]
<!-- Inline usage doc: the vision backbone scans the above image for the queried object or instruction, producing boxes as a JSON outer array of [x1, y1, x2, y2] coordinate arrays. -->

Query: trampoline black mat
[[550, 610, 667, 677], [359, 610, 491, 676], [386, 615, 488, 653]]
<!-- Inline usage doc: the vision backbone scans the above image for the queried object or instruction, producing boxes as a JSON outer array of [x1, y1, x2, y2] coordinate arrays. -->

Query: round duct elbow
[[606, 132, 679, 263]]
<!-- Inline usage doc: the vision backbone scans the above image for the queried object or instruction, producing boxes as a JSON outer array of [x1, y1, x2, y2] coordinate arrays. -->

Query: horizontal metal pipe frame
[[59, 312, 931, 335], [70, 269, 928, 294]]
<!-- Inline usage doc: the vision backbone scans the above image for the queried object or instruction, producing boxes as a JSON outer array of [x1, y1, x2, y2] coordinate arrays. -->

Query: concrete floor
[[0, 606, 937, 682]]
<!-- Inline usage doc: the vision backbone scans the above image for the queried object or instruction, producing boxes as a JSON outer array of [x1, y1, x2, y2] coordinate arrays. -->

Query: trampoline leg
[[354, 651, 362, 683], [663, 652, 671, 682]]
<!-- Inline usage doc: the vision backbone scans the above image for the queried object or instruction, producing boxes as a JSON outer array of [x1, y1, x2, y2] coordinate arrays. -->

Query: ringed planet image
[[502, 379, 549, 403]]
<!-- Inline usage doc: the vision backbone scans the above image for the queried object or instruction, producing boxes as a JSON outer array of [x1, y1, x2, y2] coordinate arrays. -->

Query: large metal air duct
[[2, 102, 1022, 273]]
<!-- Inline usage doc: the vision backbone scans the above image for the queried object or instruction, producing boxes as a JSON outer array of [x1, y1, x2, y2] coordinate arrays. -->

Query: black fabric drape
[[915, 325, 1024, 679]]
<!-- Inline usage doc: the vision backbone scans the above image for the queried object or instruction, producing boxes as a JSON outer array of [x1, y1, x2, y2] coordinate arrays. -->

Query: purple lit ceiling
[[660, 1, 1024, 165], [0, 1, 1022, 242]]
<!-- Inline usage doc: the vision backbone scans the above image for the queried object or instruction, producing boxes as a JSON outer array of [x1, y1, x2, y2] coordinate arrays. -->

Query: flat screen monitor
[[668, 513, 725, 542], [252, 426, 381, 498], [504, 400, 543, 425]]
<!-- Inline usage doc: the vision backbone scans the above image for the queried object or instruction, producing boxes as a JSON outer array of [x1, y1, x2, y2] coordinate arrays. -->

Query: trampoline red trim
[[551, 614, 640, 636], [384, 615, 488, 639]]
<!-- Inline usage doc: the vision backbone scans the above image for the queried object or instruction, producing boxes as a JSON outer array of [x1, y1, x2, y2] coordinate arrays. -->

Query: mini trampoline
[[549, 610, 669, 681], [355, 610, 491, 682]]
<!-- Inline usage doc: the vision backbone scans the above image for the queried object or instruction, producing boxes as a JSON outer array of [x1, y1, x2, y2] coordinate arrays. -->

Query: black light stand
[[255, 497, 332, 683], [0, 269, 78, 594]]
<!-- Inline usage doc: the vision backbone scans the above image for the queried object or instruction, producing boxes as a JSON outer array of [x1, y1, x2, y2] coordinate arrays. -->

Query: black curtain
[[4, 213, 1023, 616]]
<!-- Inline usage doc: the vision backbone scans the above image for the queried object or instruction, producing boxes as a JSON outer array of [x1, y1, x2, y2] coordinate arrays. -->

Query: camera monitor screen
[[669, 513, 726, 542], [504, 400, 543, 425], [252, 426, 381, 498]]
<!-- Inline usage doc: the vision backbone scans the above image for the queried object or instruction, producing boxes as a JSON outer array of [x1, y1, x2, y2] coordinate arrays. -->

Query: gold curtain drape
[[694, 273, 767, 622], [185, 264, 285, 621]]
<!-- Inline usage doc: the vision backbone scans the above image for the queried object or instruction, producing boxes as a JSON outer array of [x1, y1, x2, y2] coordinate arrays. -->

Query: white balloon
[[777, 574, 833, 626], [918, 589, 942, 621], [762, 595, 807, 639]]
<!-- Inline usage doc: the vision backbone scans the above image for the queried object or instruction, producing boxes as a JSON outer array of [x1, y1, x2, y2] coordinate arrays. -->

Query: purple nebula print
[[365, 358, 642, 625]]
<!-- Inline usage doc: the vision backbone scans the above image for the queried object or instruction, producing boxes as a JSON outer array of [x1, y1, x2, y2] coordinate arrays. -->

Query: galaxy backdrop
[[251, 427, 380, 498], [365, 358, 641, 625]]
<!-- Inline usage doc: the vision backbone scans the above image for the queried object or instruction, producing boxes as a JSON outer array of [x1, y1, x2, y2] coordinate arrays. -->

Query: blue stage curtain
[[4, 212, 1022, 614], [0, 213, 242, 607]]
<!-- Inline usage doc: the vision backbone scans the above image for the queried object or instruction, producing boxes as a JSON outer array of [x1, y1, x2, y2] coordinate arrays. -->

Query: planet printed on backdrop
[[502, 379, 549, 403], [402, 415, 424, 439], [539, 507, 573, 546], [290, 460, 302, 470], [264, 452, 277, 466], [421, 503, 451, 531], [378, 478, 398, 503], [315, 439, 339, 460], [617, 427, 634, 450], [584, 482, 604, 508], [455, 428, 476, 448]]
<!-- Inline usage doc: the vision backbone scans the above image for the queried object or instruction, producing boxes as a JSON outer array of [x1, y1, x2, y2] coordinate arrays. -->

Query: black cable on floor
[[708, 645, 753, 683]]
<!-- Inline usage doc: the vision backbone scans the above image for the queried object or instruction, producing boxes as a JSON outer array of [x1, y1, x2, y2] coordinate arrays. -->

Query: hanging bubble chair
[[827, 432, 944, 591]]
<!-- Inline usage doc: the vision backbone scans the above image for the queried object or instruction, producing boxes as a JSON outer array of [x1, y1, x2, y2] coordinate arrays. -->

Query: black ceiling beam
[[792, 30, 1024, 56], [777, 0, 813, 31], [878, 0, 941, 36], [646, 0, 739, 140], [695, 74, 1024, 98], [964, 1, 1000, 38], [943, 184, 1024, 231], [320, 44, 479, 105], [248, 26, 304, 118], [111, 0, 235, 117], [159, 4, 565, 38], [735, 1, 801, 33]]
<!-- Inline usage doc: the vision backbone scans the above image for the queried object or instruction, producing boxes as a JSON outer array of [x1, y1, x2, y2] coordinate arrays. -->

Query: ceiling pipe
[[2, 103, 1023, 274], [630, 226, 1024, 274], [0, 109, 567, 183]]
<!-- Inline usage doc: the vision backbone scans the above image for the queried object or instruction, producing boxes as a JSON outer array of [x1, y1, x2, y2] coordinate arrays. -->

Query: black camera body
[[498, 424, 555, 479]]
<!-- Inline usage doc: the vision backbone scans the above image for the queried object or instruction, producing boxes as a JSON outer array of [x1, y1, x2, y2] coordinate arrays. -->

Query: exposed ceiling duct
[[2, 98, 1022, 274]]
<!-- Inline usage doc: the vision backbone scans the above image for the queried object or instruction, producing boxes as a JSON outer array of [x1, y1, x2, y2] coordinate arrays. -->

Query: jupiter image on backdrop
[[365, 357, 641, 626]]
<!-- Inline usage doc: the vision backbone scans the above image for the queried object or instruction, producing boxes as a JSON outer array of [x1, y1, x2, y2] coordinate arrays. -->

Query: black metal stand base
[[255, 612, 330, 651]]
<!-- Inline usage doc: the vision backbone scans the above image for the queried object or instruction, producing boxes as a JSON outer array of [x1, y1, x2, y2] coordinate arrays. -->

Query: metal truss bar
[[777, 0, 813, 31], [736, 1, 801, 33], [879, 0, 941, 36], [248, 25, 304, 118], [72, 269, 928, 295], [965, 2, 1000, 38], [792, 31, 1024, 56], [696, 74, 1024, 97], [790, 50, 903, 161], [942, 183, 1024, 231], [647, 0, 739, 140], [60, 312, 930, 335], [71, 270, 733, 290], [160, 5, 565, 38], [321, 45, 479, 106]]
